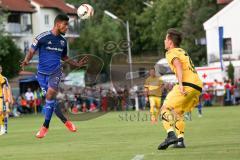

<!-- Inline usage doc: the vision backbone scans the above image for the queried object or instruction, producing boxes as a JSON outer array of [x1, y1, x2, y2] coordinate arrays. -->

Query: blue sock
[[4, 117, 8, 133], [54, 101, 67, 124], [43, 100, 55, 128]]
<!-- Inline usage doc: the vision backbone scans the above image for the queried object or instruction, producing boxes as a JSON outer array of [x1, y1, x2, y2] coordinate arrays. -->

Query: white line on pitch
[[131, 154, 144, 160]]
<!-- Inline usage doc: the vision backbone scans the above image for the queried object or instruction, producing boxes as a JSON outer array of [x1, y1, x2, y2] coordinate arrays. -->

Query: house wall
[[204, 0, 240, 64]]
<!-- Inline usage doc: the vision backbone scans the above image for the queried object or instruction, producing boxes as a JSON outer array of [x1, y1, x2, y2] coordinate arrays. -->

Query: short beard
[[60, 31, 66, 36]]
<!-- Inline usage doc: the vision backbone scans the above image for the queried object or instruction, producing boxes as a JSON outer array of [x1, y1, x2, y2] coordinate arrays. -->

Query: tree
[[0, 11, 23, 78], [227, 61, 234, 83], [136, 0, 187, 55], [181, 0, 219, 66], [66, 0, 220, 66], [69, 15, 124, 72]]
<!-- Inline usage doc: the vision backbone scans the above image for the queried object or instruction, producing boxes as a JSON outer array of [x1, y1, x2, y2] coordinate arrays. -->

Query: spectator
[[101, 89, 108, 112], [235, 79, 240, 104], [122, 87, 128, 110], [20, 95, 31, 113], [216, 82, 225, 105], [203, 91, 212, 106], [212, 79, 218, 104], [138, 89, 146, 110], [224, 80, 232, 105], [25, 88, 34, 112]]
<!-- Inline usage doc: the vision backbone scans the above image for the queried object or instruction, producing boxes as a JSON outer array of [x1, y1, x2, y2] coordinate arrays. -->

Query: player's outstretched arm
[[20, 48, 36, 70], [62, 56, 88, 68]]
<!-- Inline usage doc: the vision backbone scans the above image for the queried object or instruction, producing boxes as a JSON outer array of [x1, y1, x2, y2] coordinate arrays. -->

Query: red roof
[[0, 0, 35, 12], [32, 0, 76, 15], [217, 0, 233, 4]]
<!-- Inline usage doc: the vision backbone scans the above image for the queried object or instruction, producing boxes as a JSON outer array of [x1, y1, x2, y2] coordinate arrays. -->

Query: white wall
[[9, 1, 78, 53], [31, 2, 59, 37], [204, 0, 240, 63]]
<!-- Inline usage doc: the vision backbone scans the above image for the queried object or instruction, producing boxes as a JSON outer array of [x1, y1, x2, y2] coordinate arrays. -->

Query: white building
[[30, 0, 79, 38], [203, 0, 240, 64], [0, 0, 79, 54], [203, 0, 240, 81]]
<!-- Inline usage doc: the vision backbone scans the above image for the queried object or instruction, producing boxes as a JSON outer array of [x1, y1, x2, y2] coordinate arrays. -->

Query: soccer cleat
[[0, 126, 5, 136], [36, 126, 48, 138], [0, 130, 5, 135], [158, 132, 178, 150], [173, 138, 186, 148], [65, 121, 77, 132]]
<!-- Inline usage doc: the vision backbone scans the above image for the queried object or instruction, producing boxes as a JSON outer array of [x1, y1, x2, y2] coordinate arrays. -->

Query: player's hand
[[179, 85, 187, 96], [77, 56, 88, 67], [20, 60, 29, 71]]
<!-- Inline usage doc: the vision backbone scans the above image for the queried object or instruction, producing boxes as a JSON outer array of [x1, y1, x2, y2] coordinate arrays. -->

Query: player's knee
[[161, 106, 175, 122], [46, 89, 57, 100]]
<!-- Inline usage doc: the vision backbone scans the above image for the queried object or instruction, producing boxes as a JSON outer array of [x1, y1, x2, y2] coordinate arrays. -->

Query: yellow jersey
[[0, 74, 6, 97], [0, 74, 12, 103], [145, 76, 163, 96], [165, 48, 203, 88]]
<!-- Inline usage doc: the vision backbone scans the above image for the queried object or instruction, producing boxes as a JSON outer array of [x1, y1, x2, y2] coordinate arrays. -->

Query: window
[[223, 38, 232, 54], [44, 15, 49, 25], [8, 13, 20, 23], [22, 15, 28, 25]]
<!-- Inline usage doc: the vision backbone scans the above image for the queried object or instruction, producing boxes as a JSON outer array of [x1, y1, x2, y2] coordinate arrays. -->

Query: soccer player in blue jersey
[[20, 14, 88, 138]]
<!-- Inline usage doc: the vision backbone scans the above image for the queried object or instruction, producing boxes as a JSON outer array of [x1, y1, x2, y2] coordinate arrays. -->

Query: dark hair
[[167, 28, 182, 47], [54, 14, 69, 25], [149, 67, 155, 71]]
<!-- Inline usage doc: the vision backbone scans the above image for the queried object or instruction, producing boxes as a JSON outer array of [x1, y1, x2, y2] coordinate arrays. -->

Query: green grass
[[0, 106, 240, 160]]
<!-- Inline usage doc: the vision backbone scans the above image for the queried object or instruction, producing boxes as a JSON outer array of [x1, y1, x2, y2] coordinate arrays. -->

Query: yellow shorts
[[149, 96, 161, 114], [0, 98, 10, 113], [163, 85, 201, 113]]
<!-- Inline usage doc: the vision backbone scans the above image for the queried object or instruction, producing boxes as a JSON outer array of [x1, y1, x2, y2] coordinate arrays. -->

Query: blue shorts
[[36, 68, 62, 95]]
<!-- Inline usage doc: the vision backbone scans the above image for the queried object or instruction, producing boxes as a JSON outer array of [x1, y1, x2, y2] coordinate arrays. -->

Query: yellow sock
[[156, 108, 161, 121], [161, 108, 175, 133], [175, 115, 185, 138], [0, 114, 4, 126]]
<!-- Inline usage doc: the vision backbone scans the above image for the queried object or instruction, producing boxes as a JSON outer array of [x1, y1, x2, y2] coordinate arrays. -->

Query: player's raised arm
[[62, 55, 88, 68]]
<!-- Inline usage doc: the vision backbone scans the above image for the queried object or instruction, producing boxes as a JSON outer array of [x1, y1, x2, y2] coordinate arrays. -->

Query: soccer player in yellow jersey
[[144, 68, 163, 124], [158, 28, 203, 150], [0, 65, 12, 135]]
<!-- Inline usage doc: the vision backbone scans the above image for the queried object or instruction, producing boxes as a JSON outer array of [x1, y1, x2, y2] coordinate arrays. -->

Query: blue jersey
[[31, 31, 67, 75]]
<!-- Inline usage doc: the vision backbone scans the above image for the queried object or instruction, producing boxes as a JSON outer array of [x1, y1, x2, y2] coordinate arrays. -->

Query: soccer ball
[[77, 4, 94, 20]]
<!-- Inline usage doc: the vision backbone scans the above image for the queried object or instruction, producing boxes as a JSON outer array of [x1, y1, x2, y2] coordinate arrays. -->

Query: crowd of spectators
[[202, 79, 240, 106], [8, 78, 240, 117]]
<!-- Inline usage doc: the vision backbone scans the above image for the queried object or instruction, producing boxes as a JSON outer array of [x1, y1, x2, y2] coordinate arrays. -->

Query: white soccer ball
[[77, 4, 94, 20]]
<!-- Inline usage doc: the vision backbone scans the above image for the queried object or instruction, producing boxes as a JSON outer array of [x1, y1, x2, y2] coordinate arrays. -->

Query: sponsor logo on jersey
[[32, 38, 38, 46], [60, 40, 65, 46], [46, 46, 63, 52]]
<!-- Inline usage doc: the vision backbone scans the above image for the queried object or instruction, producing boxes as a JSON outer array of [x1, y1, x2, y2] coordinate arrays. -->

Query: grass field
[[0, 106, 240, 160]]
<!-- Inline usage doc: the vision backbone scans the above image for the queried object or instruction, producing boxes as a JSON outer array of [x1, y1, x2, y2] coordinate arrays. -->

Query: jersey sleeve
[[0, 76, 6, 86], [31, 36, 41, 52], [166, 50, 180, 65]]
